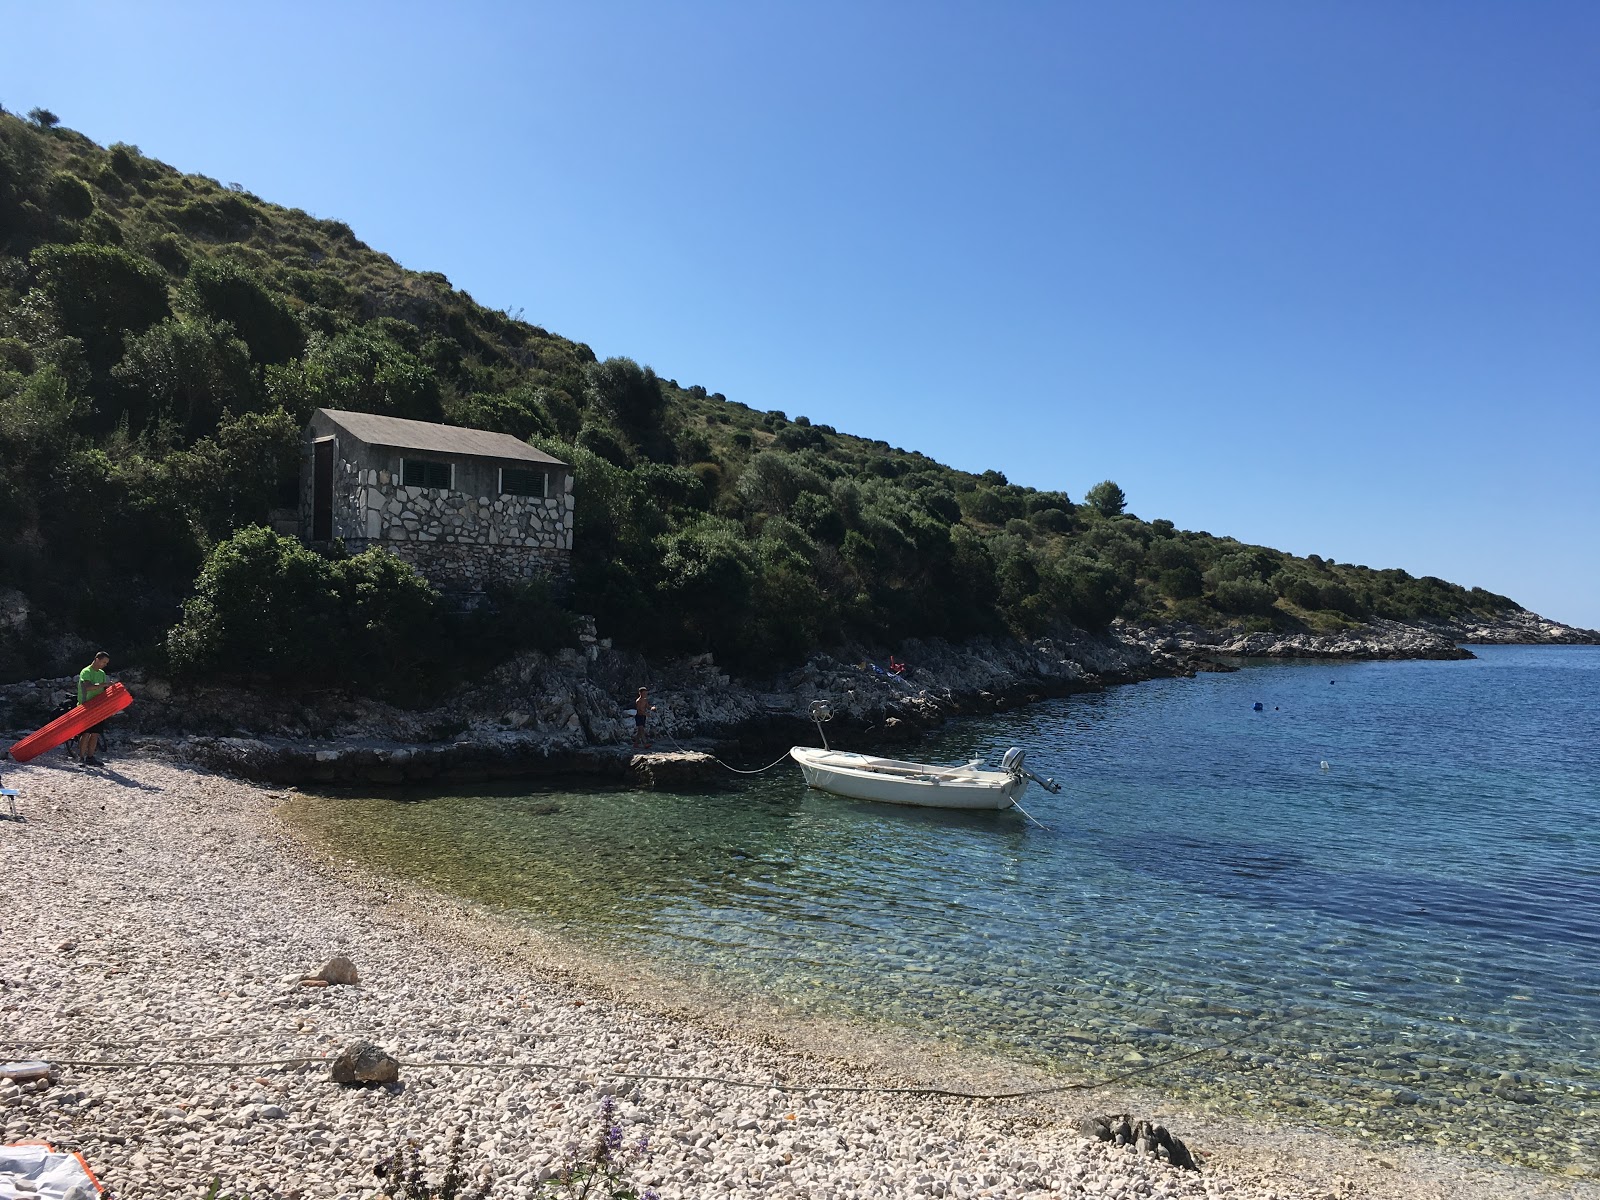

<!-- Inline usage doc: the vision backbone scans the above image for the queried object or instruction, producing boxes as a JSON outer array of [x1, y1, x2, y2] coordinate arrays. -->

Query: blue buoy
[[1253, 702, 1264, 711]]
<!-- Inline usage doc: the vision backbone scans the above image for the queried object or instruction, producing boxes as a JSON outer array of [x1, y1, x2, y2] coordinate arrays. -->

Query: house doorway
[[312, 438, 334, 541]]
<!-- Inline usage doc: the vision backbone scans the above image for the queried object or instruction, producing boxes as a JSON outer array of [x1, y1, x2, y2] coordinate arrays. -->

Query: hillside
[[0, 109, 1522, 688]]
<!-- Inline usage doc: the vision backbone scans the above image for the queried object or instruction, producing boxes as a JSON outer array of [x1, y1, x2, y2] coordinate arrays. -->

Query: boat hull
[[789, 747, 1025, 810]]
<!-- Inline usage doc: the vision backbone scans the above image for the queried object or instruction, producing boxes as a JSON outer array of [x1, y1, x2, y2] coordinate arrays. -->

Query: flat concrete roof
[[315, 409, 567, 467]]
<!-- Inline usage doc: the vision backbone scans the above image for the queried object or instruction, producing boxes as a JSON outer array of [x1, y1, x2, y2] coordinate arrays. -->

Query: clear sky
[[6, 2, 1597, 626]]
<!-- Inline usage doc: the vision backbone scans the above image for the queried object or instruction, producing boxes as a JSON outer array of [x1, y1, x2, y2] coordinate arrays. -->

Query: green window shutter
[[501, 468, 546, 497], [403, 459, 451, 489]]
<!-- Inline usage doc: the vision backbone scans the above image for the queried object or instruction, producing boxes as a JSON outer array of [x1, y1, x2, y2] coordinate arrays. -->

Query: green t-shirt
[[78, 665, 107, 706]]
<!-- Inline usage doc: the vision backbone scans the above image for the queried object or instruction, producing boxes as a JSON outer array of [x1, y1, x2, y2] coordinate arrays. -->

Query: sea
[[286, 644, 1600, 1175]]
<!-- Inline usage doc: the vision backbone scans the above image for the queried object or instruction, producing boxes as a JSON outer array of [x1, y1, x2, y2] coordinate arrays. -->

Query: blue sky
[[6, 2, 1597, 625]]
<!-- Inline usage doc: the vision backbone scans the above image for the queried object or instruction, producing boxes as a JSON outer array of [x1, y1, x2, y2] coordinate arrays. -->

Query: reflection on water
[[288, 646, 1600, 1174]]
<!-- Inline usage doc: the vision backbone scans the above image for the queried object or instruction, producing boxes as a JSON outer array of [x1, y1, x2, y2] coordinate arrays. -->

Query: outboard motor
[[809, 699, 834, 750], [1002, 746, 1061, 794]]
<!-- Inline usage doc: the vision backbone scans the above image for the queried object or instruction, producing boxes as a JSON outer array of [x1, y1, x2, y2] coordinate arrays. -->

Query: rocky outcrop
[[1420, 610, 1600, 645], [1122, 617, 1473, 663], [4, 606, 1593, 788]]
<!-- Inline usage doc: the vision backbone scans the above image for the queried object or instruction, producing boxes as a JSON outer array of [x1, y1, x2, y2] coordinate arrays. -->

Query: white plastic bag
[[0, 1142, 103, 1200]]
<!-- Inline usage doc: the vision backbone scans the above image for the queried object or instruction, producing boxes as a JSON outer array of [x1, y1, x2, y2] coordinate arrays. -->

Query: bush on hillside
[[112, 316, 258, 439], [166, 527, 448, 691], [47, 171, 94, 220], [1213, 578, 1278, 616], [30, 242, 171, 381], [180, 256, 304, 365]]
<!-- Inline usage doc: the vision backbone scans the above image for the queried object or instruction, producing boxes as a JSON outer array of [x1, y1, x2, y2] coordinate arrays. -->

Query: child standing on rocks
[[632, 686, 656, 750]]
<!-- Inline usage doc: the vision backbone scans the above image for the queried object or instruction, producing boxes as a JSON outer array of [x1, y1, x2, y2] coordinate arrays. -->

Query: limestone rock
[[309, 955, 359, 986], [329, 1040, 400, 1086]]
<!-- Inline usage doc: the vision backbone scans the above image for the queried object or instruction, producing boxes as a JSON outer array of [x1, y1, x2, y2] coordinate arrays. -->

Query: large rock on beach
[[628, 749, 721, 788], [1078, 1111, 1199, 1171], [329, 1040, 400, 1086], [308, 954, 359, 986]]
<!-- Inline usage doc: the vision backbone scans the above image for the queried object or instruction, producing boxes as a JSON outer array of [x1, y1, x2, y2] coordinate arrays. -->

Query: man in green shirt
[[76, 650, 112, 766]]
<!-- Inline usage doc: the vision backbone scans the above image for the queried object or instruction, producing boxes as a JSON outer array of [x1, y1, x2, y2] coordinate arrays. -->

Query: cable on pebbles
[[3, 756, 1589, 1200]]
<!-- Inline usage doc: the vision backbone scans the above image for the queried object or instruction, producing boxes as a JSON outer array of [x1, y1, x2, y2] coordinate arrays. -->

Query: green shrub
[[111, 315, 257, 438], [1318, 581, 1370, 619], [1274, 573, 1323, 610], [1029, 506, 1073, 533], [1213, 578, 1277, 616], [1159, 565, 1203, 600], [166, 527, 447, 692], [964, 487, 1024, 525], [48, 171, 94, 220], [267, 327, 443, 424], [1051, 554, 1132, 630], [30, 242, 171, 379], [181, 257, 304, 364], [162, 406, 301, 540]]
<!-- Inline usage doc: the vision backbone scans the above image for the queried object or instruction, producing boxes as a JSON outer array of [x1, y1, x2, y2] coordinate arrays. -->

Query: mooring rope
[[25, 1013, 1298, 1100], [1009, 797, 1049, 831], [658, 732, 793, 776]]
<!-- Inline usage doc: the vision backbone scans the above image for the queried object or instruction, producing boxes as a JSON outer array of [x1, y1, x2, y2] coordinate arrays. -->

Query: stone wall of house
[[334, 460, 574, 590], [339, 539, 571, 590], [349, 463, 573, 552], [301, 437, 574, 592]]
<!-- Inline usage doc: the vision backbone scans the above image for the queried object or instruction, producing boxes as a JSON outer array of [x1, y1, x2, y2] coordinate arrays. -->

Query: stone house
[[300, 408, 573, 591]]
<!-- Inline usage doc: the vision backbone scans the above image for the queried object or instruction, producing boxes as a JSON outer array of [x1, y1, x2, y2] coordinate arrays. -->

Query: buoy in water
[[1319, 761, 1330, 771], [1253, 702, 1264, 712]]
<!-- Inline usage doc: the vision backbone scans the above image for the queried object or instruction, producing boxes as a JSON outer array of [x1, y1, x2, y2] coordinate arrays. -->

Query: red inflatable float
[[6, 682, 133, 763]]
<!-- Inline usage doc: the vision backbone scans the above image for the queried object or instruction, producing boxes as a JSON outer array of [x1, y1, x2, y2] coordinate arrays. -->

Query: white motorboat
[[788, 744, 1059, 811]]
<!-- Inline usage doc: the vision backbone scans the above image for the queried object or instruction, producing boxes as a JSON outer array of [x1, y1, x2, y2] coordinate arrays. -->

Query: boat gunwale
[[789, 746, 1011, 790]]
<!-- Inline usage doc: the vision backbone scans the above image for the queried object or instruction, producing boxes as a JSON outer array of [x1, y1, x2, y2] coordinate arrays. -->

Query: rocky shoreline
[[3, 609, 1595, 787]]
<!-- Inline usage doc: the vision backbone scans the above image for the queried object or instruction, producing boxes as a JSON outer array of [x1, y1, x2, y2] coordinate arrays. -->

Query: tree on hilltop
[[1084, 479, 1127, 517], [27, 108, 59, 129]]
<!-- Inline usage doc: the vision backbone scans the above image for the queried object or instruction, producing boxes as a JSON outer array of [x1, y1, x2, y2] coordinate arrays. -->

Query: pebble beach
[[3, 755, 1593, 1200]]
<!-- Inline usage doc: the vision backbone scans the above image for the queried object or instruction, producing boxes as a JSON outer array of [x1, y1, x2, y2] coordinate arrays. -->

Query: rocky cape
[[2, 609, 1594, 787]]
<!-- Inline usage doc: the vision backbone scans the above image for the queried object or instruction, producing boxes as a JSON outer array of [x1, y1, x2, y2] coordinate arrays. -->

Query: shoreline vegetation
[[6, 758, 1594, 1200], [4, 606, 1595, 788]]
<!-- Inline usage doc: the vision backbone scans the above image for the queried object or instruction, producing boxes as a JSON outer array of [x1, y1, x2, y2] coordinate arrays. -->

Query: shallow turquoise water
[[290, 645, 1600, 1172]]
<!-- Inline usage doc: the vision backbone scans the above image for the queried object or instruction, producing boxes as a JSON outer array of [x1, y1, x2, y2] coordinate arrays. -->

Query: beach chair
[[1, 774, 17, 821]]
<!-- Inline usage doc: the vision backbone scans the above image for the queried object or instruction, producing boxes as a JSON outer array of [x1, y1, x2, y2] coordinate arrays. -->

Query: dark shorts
[[634, 713, 648, 727], [81, 720, 106, 737]]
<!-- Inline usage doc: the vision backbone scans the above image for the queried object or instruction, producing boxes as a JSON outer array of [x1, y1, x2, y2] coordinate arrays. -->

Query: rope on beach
[[33, 1012, 1299, 1100]]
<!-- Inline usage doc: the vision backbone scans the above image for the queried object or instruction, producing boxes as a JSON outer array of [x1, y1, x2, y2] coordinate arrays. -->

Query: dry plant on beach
[[366, 1100, 657, 1200], [374, 1126, 491, 1200]]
